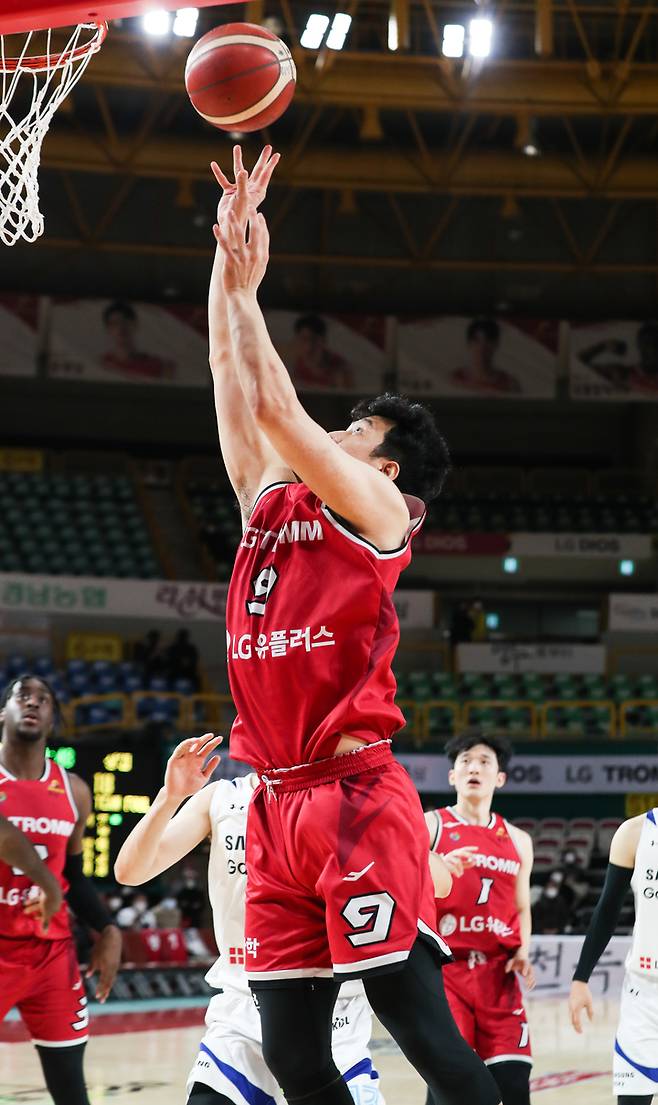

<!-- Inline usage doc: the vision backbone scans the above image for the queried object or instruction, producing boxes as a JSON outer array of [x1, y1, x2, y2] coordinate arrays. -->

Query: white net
[[0, 22, 106, 246]]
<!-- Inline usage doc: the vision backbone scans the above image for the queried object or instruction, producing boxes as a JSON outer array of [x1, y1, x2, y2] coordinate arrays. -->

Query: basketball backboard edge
[[0, 0, 234, 35]]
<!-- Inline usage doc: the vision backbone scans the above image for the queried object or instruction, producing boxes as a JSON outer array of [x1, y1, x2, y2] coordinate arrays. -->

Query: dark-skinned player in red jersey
[[206, 145, 501, 1105], [0, 675, 122, 1105]]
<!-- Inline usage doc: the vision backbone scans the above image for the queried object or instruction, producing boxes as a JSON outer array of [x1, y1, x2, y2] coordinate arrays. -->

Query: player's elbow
[[113, 856, 139, 886]]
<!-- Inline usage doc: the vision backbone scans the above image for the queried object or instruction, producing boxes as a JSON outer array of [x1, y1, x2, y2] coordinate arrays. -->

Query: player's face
[[449, 743, 506, 802], [1, 678, 54, 743], [330, 416, 395, 468]]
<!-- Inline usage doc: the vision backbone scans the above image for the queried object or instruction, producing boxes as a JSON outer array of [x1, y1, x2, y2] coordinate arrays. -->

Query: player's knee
[[489, 1061, 531, 1105]]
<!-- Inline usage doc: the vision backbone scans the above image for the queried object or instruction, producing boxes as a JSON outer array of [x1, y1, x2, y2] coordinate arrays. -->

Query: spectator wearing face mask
[[532, 873, 571, 934]]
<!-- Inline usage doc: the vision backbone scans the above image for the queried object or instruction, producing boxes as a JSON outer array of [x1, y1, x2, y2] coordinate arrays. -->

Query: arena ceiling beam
[[40, 133, 658, 200], [34, 237, 658, 275], [82, 39, 658, 117]]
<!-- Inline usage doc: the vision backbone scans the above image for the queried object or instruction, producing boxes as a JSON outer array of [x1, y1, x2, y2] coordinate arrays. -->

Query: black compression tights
[[254, 939, 501, 1105], [187, 1085, 238, 1105], [36, 1042, 89, 1105], [427, 1060, 530, 1105]]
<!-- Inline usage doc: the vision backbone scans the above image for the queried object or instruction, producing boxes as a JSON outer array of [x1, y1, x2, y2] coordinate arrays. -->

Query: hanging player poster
[[569, 320, 658, 400], [0, 294, 39, 376], [263, 310, 388, 393], [45, 298, 210, 387], [397, 316, 558, 398]]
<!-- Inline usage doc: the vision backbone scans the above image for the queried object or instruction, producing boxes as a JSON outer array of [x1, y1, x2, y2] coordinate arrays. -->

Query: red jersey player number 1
[[427, 731, 535, 1101]]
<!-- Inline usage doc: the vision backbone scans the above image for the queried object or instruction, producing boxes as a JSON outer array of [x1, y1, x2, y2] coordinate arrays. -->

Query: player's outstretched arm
[[0, 813, 63, 931], [114, 734, 222, 885], [209, 146, 292, 518], [568, 815, 640, 1032], [217, 188, 409, 550], [506, 827, 535, 988]]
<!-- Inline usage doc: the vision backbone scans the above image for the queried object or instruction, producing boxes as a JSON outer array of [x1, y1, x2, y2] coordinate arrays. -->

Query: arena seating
[[0, 469, 162, 578], [394, 670, 658, 742], [179, 463, 657, 580]]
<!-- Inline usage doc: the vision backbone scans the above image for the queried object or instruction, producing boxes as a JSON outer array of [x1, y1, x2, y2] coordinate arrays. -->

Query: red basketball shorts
[[0, 935, 89, 1046], [443, 955, 532, 1066], [244, 740, 451, 982]]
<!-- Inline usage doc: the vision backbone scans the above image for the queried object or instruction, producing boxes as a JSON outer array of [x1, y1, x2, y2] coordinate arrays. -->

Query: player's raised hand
[[163, 734, 223, 802], [211, 144, 280, 227], [216, 197, 271, 294], [505, 952, 536, 990], [568, 980, 594, 1033], [441, 845, 479, 879]]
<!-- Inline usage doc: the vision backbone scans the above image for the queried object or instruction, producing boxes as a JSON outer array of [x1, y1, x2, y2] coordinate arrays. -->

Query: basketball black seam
[[189, 58, 285, 97]]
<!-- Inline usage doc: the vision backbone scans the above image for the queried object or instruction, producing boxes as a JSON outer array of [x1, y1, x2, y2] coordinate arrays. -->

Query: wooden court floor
[[0, 996, 619, 1104]]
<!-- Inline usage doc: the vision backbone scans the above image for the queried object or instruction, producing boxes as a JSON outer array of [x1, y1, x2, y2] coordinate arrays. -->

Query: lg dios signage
[[397, 754, 658, 794]]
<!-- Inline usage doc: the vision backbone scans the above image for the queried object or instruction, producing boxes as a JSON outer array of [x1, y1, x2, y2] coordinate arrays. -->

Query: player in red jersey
[[0, 675, 122, 1105], [425, 730, 535, 1105], [208, 146, 501, 1105]]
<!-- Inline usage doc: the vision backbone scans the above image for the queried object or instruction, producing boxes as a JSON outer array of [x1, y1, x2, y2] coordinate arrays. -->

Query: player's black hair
[[445, 727, 512, 773], [350, 392, 451, 503], [103, 300, 137, 326], [466, 317, 500, 343], [0, 673, 61, 731], [294, 313, 327, 337]]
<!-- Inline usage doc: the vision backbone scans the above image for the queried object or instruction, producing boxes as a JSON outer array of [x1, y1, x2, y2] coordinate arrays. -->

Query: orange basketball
[[185, 22, 296, 133]]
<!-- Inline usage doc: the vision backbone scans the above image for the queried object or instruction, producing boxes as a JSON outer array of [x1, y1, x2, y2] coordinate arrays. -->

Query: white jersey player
[[569, 809, 658, 1103], [115, 736, 384, 1105]]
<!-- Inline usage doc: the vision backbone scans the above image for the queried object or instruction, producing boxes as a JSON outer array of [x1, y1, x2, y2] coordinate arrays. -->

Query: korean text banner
[[398, 317, 558, 398], [46, 299, 211, 387], [570, 320, 658, 400], [0, 574, 228, 621]]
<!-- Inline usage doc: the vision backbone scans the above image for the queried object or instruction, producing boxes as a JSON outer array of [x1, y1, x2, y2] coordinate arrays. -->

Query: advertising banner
[[570, 320, 658, 400], [456, 642, 606, 674], [396, 753, 658, 794], [0, 294, 39, 377], [609, 593, 658, 632], [398, 317, 557, 398], [263, 310, 387, 393], [46, 299, 210, 387], [528, 935, 628, 997], [0, 574, 228, 621], [414, 533, 510, 556], [511, 533, 652, 559]]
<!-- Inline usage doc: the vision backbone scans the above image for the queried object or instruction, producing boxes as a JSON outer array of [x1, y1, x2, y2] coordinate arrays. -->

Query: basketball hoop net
[[0, 21, 107, 246]]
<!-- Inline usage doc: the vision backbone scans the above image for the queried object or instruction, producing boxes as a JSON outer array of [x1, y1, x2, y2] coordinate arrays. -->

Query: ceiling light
[[326, 12, 352, 50], [142, 8, 171, 35], [468, 18, 493, 58], [300, 13, 330, 49], [388, 14, 399, 51], [442, 24, 465, 58], [173, 7, 198, 37]]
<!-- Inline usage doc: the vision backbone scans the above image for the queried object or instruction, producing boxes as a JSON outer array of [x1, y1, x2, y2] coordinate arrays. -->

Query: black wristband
[[64, 853, 114, 933], [572, 862, 633, 983]]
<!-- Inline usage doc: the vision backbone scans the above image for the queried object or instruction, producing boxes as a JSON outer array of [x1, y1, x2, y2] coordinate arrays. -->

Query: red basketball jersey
[[226, 481, 424, 770], [430, 805, 522, 958], [0, 758, 77, 940]]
